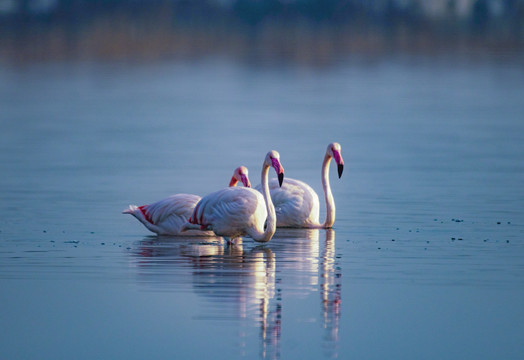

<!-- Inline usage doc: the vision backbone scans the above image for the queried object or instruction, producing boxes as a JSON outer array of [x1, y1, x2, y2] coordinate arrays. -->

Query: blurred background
[[1, 0, 523, 64], [2, 3, 524, 360]]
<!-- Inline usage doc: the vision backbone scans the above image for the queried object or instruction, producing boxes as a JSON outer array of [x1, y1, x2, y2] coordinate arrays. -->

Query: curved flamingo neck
[[251, 163, 276, 242], [320, 153, 335, 228]]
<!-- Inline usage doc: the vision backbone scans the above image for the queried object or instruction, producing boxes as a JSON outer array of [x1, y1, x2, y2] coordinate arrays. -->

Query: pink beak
[[241, 174, 251, 188], [271, 158, 285, 187], [333, 150, 344, 178]]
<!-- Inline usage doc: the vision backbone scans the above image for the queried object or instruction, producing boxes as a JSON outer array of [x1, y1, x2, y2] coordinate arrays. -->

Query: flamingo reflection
[[320, 229, 341, 358], [272, 228, 320, 292], [132, 237, 278, 336], [130, 228, 341, 360]]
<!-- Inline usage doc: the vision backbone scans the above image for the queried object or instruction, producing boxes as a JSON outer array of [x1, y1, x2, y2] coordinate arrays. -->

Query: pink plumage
[[256, 142, 344, 228], [123, 166, 250, 236], [185, 151, 284, 243]]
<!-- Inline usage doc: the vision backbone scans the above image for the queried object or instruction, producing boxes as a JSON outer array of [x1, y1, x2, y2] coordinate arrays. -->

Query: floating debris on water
[[452, 219, 464, 223], [497, 222, 501, 225], [65, 240, 79, 244]]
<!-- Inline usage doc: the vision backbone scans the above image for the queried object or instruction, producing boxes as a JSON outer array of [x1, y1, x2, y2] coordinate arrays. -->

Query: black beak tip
[[338, 164, 344, 178], [278, 173, 284, 187]]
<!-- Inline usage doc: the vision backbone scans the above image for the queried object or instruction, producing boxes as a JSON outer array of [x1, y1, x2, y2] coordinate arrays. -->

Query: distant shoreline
[[1, 6, 523, 64]]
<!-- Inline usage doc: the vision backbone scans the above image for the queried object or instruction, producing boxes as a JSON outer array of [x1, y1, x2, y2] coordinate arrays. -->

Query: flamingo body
[[260, 178, 320, 228], [256, 142, 344, 229], [186, 151, 285, 243], [124, 166, 251, 236], [190, 187, 267, 239], [123, 194, 214, 236]]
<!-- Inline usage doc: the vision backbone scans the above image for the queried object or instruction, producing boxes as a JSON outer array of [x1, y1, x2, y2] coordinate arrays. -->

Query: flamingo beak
[[333, 150, 344, 179], [229, 176, 238, 187], [271, 158, 285, 187], [241, 174, 251, 188]]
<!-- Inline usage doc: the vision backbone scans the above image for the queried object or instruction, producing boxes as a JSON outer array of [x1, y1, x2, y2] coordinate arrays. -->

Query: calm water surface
[[1, 56, 524, 359]]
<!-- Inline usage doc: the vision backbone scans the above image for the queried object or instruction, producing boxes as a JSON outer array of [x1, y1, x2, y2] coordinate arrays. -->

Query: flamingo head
[[327, 142, 344, 178], [265, 150, 285, 187], [229, 166, 251, 187]]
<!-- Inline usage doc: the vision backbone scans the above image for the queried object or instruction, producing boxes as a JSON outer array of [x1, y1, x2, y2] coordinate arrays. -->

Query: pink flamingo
[[183, 151, 285, 243], [257, 142, 344, 228], [123, 166, 251, 236]]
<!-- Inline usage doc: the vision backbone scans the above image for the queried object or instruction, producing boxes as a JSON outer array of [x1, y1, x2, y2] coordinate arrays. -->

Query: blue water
[[1, 56, 524, 359]]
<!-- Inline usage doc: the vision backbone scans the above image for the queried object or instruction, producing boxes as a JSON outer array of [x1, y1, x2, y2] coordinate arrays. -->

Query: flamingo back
[[257, 178, 320, 227], [125, 193, 215, 235], [143, 194, 201, 224], [190, 187, 267, 238]]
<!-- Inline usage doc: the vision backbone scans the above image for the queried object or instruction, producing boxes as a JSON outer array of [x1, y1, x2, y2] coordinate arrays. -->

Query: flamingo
[[183, 151, 285, 243], [256, 142, 344, 228], [123, 166, 251, 236]]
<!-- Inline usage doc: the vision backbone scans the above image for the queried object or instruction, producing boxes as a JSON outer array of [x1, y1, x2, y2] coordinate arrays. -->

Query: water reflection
[[131, 229, 341, 359], [273, 228, 320, 293], [320, 229, 341, 358], [190, 244, 276, 324]]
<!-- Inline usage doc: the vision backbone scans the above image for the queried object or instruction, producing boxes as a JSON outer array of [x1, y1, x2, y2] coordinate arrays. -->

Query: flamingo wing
[[143, 193, 201, 225], [257, 178, 320, 227], [191, 187, 266, 237]]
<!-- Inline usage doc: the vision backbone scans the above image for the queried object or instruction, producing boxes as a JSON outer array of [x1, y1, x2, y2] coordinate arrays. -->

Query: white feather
[[188, 151, 283, 243]]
